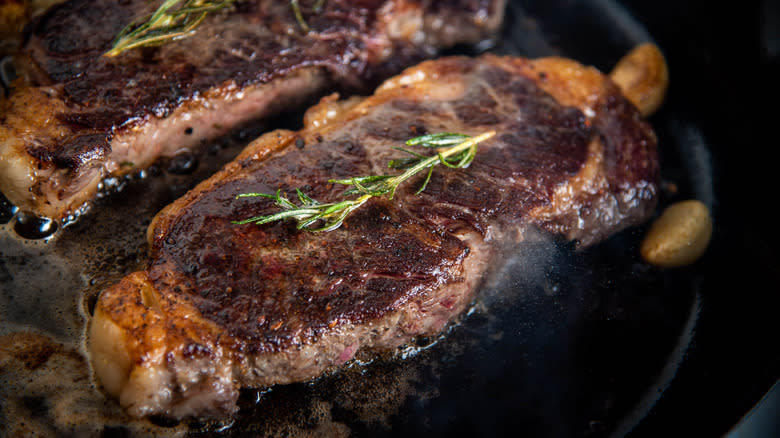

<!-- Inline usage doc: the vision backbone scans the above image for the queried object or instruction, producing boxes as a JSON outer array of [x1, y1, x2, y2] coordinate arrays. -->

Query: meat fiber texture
[[0, 0, 505, 222], [88, 53, 659, 419]]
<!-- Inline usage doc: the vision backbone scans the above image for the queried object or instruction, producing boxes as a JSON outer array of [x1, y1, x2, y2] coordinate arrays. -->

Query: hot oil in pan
[[0, 215, 173, 434], [0, 1, 713, 437], [0, 119, 277, 437]]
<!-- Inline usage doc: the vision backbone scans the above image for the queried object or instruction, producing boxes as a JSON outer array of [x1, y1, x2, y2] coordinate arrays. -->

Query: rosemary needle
[[106, 0, 325, 57], [291, 0, 325, 32], [233, 131, 496, 232]]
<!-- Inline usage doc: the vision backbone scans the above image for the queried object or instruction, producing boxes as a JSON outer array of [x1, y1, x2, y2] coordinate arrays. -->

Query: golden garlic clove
[[610, 42, 670, 117], [641, 200, 713, 268]]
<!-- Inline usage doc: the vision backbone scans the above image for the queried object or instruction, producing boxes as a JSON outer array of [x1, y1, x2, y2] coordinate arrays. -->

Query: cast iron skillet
[[1, 0, 777, 437], [607, 1, 780, 436]]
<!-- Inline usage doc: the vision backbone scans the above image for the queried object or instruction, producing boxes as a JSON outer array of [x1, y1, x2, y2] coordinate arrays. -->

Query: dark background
[[618, 0, 780, 436]]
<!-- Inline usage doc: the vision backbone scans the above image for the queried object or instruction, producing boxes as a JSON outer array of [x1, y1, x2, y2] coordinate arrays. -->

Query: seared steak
[[0, 0, 505, 222], [89, 53, 659, 419]]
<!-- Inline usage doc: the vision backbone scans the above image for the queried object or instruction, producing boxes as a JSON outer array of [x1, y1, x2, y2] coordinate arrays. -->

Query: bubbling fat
[[0, 331, 190, 437], [0, 229, 186, 436]]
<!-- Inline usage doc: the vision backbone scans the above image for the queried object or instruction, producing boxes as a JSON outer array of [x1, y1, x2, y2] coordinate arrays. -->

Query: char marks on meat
[[0, 0, 505, 221], [88, 53, 658, 419]]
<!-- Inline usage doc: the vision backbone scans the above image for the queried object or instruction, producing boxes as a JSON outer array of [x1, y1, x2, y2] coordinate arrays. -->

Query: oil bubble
[[13, 212, 58, 240]]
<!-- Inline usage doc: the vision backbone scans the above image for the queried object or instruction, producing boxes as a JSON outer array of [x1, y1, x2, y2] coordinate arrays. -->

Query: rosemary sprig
[[105, 0, 326, 57], [105, 0, 236, 57], [233, 131, 496, 232]]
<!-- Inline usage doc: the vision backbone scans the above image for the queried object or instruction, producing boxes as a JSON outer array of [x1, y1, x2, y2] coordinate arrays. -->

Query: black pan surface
[[1, 1, 777, 437]]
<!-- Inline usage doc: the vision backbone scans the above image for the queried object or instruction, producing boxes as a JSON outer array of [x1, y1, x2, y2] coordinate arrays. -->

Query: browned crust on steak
[[0, 0, 505, 221], [90, 53, 658, 419]]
